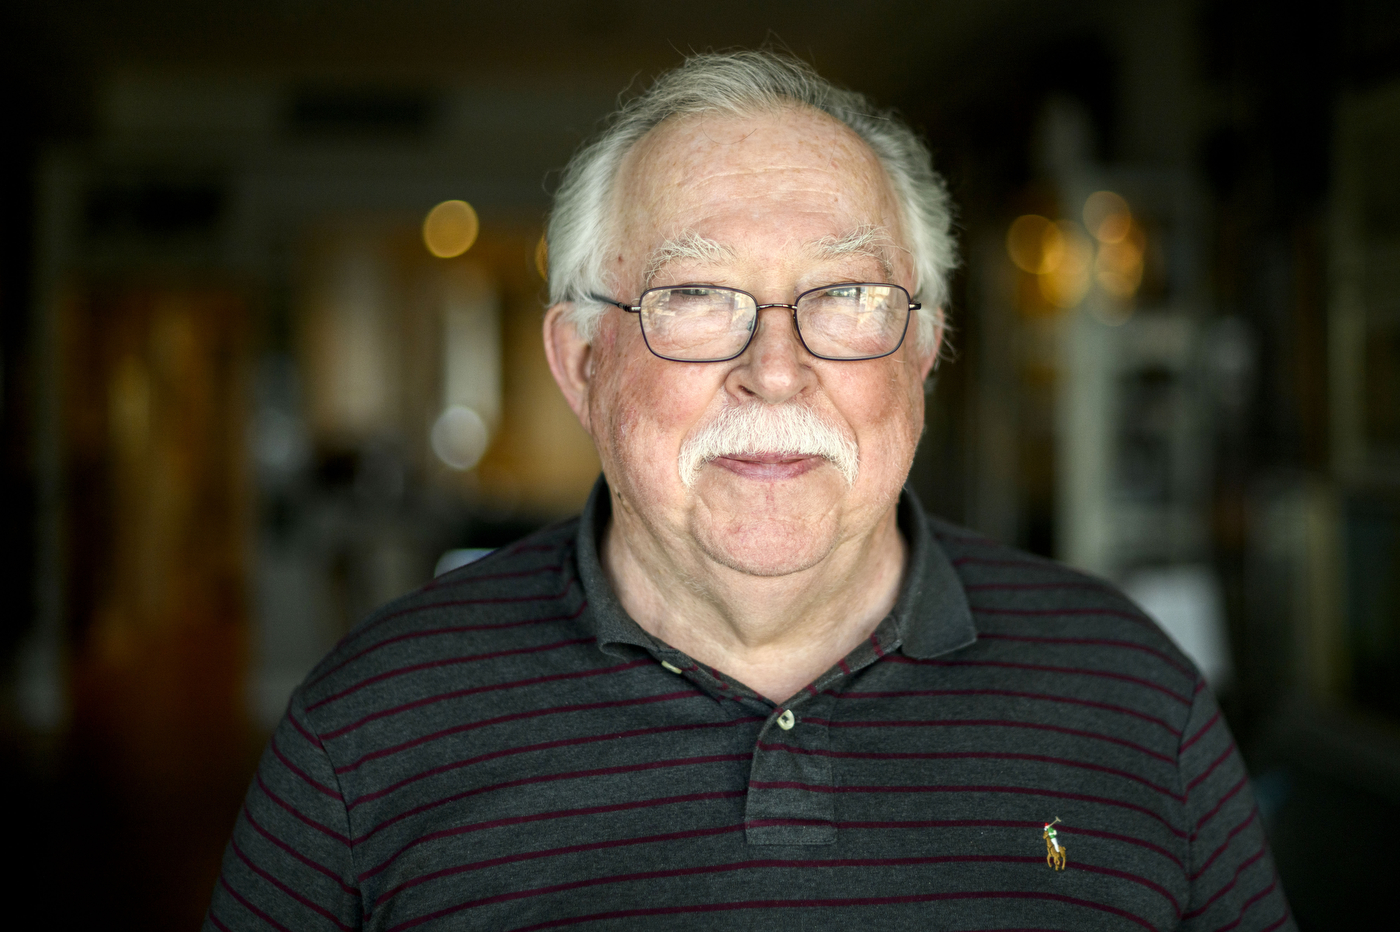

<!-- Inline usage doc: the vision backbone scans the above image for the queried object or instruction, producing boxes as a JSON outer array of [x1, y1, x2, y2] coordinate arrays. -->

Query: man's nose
[[725, 305, 811, 404]]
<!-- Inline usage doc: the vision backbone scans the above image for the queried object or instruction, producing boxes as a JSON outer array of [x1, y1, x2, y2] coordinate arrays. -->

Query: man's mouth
[[710, 453, 826, 481]]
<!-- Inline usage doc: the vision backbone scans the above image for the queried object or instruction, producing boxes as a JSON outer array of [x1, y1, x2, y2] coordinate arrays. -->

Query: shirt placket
[[742, 622, 900, 846]]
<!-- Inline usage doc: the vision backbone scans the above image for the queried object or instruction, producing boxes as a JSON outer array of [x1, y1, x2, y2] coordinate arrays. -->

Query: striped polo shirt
[[206, 480, 1292, 931]]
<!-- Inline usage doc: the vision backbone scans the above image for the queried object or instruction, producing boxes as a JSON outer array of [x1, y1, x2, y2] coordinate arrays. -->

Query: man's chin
[[685, 463, 848, 576], [692, 526, 836, 578]]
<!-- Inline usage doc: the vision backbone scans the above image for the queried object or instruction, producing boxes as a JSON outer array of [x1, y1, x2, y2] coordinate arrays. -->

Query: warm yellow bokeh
[[1095, 220, 1147, 298], [534, 233, 549, 280], [1038, 221, 1094, 308], [423, 200, 480, 258], [1083, 190, 1133, 244], [1007, 214, 1055, 274], [1009, 214, 1093, 308]]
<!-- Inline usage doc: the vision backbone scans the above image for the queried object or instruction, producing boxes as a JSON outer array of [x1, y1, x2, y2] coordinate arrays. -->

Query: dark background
[[2, 1, 1398, 928]]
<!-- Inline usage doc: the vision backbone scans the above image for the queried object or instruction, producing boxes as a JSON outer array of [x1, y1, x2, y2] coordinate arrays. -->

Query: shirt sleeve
[[1177, 678, 1294, 931], [204, 690, 362, 931]]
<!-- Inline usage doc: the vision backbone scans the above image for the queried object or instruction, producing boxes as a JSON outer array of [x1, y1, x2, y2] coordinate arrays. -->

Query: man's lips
[[710, 453, 825, 480]]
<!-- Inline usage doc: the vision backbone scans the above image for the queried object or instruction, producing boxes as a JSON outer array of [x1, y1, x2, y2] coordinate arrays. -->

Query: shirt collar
[[574, 475, 976, 661]]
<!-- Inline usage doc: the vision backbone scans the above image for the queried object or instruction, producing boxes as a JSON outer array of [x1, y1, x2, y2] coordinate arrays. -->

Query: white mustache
[[677, 403, 859, 489]]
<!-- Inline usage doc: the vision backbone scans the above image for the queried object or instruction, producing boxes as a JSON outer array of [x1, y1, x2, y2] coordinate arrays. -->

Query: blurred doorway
[[60, 283, 254, 928]]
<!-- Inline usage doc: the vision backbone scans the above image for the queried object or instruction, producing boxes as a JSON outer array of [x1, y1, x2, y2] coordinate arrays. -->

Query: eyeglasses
[[590, 283, 918, 363]]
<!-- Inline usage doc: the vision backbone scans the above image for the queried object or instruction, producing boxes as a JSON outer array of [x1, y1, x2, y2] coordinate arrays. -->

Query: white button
[[777, 709, 795, 730], [660, 660, 683, 674]]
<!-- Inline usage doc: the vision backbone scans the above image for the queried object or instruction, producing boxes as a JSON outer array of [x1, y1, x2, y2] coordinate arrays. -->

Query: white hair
[[677, 402, 859, 488], [546, 50, 956, 353]]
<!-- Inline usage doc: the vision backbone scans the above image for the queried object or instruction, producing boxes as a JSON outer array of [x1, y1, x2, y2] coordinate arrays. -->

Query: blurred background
[[0, 1, 1395, 928]]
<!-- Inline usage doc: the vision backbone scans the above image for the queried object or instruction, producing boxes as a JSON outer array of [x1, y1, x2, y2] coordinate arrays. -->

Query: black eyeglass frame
[[589, 282, 920, 363]]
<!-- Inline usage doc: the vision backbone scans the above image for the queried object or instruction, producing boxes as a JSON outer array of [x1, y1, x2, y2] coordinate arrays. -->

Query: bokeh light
[[1007, 214, 1055, 274], [1038, 221, 1094, 308], [423, 200, 479, 258], [1095, 222, 1147, 299], [1008, 214, 1093, 308], [535, 233, 549, 280], [1083, 190, 1132, 244], [430, 404, 490, 470]]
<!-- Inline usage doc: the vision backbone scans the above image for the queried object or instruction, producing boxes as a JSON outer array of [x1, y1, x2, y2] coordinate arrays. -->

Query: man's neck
[[601, 501, 908, 704]]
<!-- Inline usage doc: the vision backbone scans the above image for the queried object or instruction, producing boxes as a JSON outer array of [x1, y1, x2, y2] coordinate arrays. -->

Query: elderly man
[[207, 52, 1291, 931]]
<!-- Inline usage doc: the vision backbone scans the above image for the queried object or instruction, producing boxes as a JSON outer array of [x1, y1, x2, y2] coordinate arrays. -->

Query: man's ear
[[543, 303, 594, 434]]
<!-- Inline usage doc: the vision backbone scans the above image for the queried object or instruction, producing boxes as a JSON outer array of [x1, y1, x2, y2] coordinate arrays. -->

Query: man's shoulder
[[295, 516, 586, 713], [924, 513, 1200, 695]]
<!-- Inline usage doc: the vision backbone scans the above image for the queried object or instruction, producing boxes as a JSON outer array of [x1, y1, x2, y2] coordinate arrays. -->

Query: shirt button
[[660, 660, 683, 674], [777, 709, 795, 730]]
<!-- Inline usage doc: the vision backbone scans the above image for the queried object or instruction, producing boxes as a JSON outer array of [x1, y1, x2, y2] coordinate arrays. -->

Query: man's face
[[575, 107, 938, 577]]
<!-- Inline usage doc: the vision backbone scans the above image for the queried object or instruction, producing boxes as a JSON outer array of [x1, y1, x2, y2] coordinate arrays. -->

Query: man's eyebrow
[[643, 232, 736, 287], [809, 225, 901, 279]]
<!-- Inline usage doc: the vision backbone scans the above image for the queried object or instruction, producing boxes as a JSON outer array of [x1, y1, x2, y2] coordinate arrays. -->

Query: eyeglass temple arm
[[586, 294, 640, 313]]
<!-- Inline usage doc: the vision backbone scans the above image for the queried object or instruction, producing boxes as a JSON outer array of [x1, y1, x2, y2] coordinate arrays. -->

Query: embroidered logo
[[1043, 817, 1067, 870]]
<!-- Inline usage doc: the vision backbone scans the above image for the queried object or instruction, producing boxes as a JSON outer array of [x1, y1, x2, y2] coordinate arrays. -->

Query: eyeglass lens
[[638, 285, 909, 361]]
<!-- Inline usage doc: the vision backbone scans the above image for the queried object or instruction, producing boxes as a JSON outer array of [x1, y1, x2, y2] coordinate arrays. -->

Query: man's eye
[[824, 287, 862, 299], [675, 288, 715, 298]]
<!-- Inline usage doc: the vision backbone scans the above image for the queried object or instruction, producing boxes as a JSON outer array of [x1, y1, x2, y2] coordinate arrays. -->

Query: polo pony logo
[[1043, 818, 1067, 870]]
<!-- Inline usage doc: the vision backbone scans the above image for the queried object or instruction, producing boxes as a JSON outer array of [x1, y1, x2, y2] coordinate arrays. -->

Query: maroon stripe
[[242, 805, 357, 895], [347, 722, 754, 811], [1253, 904, 1291, 932], [754, 749, 1183, 800], [374, 819, 747, 904], [1062, 824, 1185, 868], [889, 655, 1193, 706], [1182, 843, 1268, 918], [1181, 710, 1222, 752], [207, 913, 233, 932], [306, 636, 594, 711], [354, 749, 748, 843], [976, 632, 1193, 678], [366, 789, 750, 878], [870, 632, 887, 658], [811, 716, 1174, 764], [497, 890, 1155, 932], [286, 710, 324, 750], [831, 818, 1182, 868], [971, 606, 1159, 638], [751, 781, 1188, 838], [840, 687, 1181, 735], [1187, 743, 1237, 792], [255, 772, 351, 845], [269, 735, 340, 800], [1082, 861, 1181, 914], [310, 600, 588, 690], [231, 837, 354, 930], [216, 875, 296, 932], [325, 575, 579, 661], [1190, 810, 1259, 880], [322, 658, 650, 741], [840, 817, 1030, 830], [336, 690, 696, 773], [1195, 776, 1248, 830], [838, 658, 852, 674], [385, 857, 1165, 932]]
